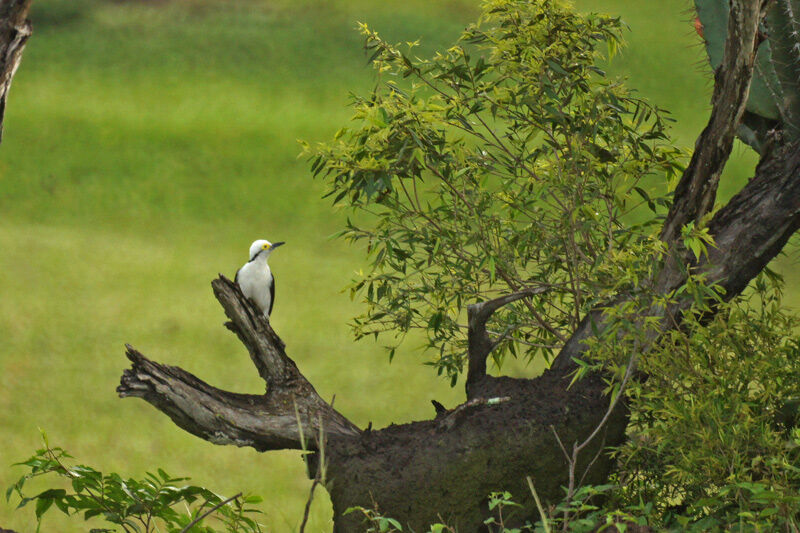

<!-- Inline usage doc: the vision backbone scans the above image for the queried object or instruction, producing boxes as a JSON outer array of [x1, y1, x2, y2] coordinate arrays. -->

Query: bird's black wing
[[268, 275, 275, 316]]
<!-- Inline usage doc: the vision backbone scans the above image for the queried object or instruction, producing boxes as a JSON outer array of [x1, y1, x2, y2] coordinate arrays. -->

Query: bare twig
[[577, 434, 608, 489], [299, 410, 328, 533], [298, 478, 321, 533], [550, 426, 570, 464], [573, 354, 635, 459], [526, 476, 552, 533], [552, 350, 636, 530]]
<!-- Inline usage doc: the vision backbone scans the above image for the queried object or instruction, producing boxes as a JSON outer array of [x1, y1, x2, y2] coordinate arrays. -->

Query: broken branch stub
[[466, 287, 549, 397]]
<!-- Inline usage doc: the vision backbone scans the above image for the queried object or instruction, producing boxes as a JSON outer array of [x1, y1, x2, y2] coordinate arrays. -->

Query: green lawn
[[0, 0, 794, 531]]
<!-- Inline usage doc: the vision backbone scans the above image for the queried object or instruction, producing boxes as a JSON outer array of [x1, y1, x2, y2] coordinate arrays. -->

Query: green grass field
[[0, 0, 794, 531]]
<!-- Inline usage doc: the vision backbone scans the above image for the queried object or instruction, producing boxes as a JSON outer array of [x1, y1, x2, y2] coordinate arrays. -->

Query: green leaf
[[35, 489, 66, 500], [35, 496, 53, 519], [243, 494, 263, 504], [84, 508, 103, 520], [16, 497, 33, 509]]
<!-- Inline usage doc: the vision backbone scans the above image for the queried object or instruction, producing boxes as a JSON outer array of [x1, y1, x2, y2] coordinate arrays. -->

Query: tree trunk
[[119, 147, 800, 530], [121, 278, 630, 531], [325, 372, 626, 531], [117, 1, 800, 530]]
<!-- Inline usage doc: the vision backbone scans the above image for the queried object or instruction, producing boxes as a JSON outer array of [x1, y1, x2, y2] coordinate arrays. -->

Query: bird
[[235, 239, 285, 318]]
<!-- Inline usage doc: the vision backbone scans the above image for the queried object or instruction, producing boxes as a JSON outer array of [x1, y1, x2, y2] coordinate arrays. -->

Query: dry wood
[[660, 0, 772, 245], [118, 276, 360, 451], [0, 0, 33, 142], [466, 287, 548, 396]]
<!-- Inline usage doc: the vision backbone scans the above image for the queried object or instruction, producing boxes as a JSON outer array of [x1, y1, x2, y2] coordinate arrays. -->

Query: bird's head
[[249, 239, 285, 261]]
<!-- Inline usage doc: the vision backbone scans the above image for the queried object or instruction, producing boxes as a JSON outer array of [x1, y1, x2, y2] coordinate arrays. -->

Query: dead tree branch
[[660, 0, 771, 245], [118, 275, 361, 451], [212, 276, 298, 389], [0, 0, 32, 142]]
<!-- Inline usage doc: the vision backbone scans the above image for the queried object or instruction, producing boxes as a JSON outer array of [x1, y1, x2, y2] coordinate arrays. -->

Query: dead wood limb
[[552, 140, 800, 372], [212, 275, 297, 389], [118, 276, 361, 451], [704, 140, 800, 295], [0, 0, 33, 142], [660, 0, 771, 245], [465, 287, 548, 396], [552, 1, 794, 373]]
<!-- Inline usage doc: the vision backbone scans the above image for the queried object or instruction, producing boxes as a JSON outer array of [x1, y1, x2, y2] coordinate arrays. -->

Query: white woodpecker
[[235, 239, 285, 318]]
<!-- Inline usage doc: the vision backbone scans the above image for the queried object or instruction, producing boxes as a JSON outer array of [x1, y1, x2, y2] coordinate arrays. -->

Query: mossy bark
[[325, 372, 627, 532]]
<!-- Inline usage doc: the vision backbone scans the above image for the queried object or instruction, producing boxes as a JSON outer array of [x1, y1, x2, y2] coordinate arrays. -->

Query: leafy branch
[[6, 435, 264, 533], [304, 0, 683, 382]]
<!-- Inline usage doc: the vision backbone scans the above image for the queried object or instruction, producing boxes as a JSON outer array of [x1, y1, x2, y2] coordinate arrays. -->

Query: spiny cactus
[[695, 0, 800, 153]]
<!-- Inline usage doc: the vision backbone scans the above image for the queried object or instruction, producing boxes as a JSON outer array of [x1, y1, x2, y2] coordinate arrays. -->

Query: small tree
[[310, 4, 681, 385]]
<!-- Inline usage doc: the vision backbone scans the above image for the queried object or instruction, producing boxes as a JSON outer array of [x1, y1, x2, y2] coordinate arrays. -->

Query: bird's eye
[[263, 244, 269, 249]]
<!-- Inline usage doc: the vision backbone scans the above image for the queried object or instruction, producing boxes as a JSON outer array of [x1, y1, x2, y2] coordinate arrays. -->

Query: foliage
[[483, 491, 535, 532], [6, 437, 264, 533], [306, 0, 683, 382], [0, 0, 770, 531], [608, 270, 800, 529], [345, 491, 536, 532], [345, 506, 407, 532], [547, 250, 800, 529], [3, 2, 481, 529], [310, 0, 800, 529]]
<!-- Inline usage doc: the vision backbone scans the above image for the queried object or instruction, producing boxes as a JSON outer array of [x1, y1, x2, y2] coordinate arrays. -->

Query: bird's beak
[[271, 241, 285, 249]]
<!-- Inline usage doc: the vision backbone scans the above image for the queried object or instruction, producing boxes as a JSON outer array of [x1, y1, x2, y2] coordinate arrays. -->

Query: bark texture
[[327, 372, 626, 531], [465, 288, 548, 397], [552, 0, 783, 373], [659, 0, 771, 244], [121, 275, 626, 531], [118, 276, 360, 451], [552, 138, 800, 372], [0, 0, 32, 142]]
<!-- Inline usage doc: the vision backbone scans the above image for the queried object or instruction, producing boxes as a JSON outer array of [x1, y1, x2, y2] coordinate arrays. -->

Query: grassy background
[[0, 0, 794, 531]]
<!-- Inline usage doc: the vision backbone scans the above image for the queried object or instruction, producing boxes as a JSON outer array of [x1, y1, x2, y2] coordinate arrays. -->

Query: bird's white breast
[[237, 260, 273, 316]]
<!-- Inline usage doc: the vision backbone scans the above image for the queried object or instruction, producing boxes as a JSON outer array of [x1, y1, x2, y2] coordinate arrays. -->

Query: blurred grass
[[0, 0, 796, 531]]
